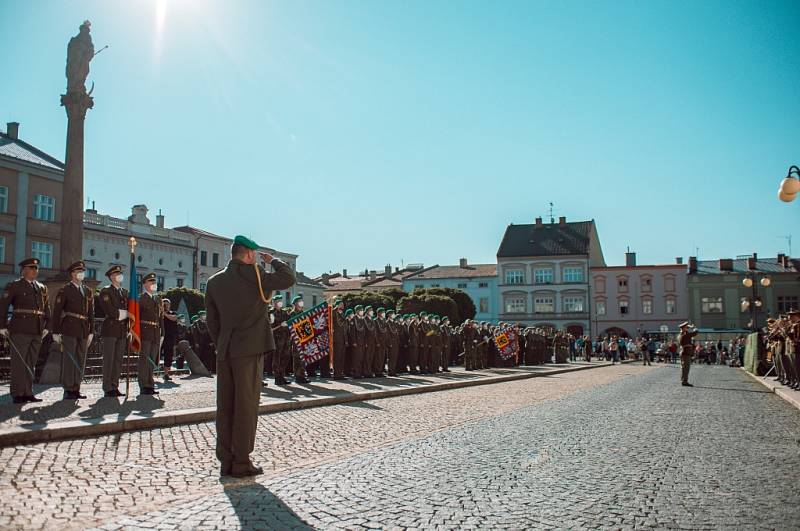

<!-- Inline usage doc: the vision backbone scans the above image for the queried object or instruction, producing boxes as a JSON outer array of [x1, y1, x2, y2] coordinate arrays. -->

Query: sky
[[2, 0, 799, 276]]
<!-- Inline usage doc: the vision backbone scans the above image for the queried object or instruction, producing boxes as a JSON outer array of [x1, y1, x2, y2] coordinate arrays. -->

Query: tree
[[397, 293, 459, 323], [423, 287, 476, 324], [340, 291, 395, 311], [379, 288, 408, 308], [162, 287, 205, 318]]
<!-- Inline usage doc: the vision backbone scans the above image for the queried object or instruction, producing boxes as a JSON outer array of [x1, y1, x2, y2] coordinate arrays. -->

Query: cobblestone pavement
[[3, 364, 799, 529], [0, 362, 606, 430]]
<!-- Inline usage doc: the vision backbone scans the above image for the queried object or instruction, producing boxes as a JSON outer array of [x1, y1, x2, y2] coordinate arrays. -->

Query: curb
[[742, 368, 800, 412], [0, 361, 631, 447]]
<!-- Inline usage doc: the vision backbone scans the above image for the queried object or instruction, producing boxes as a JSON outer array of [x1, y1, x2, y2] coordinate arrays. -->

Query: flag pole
[[125, 236, 137, 398]]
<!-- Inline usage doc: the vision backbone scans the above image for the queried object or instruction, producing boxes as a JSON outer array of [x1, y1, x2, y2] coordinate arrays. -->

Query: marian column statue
[[66, 20, 95, 94]]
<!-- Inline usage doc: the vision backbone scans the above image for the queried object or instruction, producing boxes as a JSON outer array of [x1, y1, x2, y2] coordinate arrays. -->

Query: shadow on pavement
[[692, 385, 772, 394], [222, 479, 312, 530]]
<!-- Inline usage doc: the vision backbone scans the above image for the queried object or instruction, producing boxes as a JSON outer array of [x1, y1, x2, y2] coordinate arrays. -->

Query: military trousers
[[387, 343, 400, 374], [373, 345, 386, 375], [216, 352, 263, 467], [61, 335, 88, 393], [464, 343, 475, 370], [272, 337, 290, 378], [9, 333, 41, 398], [102, 335, 127, 392], [138, 340, 159, 390], [420, 344, 431, 372], [774, 346, 784, 379], [364, 343, 376, 376], [290, 345, 307, 380], [407, 344, 419, 371], [349, 345, 365, 377], [680, 352, 692, 384], [332, 341, 347, 378]]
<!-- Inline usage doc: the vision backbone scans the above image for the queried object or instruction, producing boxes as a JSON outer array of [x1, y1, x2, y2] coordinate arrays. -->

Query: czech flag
[[128, 251, 141, 353]]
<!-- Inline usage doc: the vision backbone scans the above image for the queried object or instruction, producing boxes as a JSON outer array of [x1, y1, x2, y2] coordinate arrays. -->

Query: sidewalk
[[0, 360, 627, 446], [743, 369, 800, 411]]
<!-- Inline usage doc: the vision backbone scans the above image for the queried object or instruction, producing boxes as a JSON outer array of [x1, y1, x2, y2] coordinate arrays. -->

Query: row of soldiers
[[765, 310, 800, 390]]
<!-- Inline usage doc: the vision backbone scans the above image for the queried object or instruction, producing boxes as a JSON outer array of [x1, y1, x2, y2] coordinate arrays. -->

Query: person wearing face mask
[[363, 305, 377, 378], [331, 298, 348, 380], [373, 308, 388, 377], [270, 294, 292, 385], [97, 265, 129, 397], [288, 295, 310, 384], [406, 314, 420, 374], [51, 261, 95, 400], [349, 305, 367, 378], [0, 258, 50, 403], [137, 273, 163, 396]]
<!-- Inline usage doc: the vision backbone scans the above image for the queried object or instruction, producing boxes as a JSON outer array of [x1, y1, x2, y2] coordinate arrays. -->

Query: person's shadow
[[221, 478, 312, 529]]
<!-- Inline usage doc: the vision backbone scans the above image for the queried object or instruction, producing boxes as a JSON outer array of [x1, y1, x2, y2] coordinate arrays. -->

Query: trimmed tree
[[340, 291, 395, 311], [162, 287, 205, 318], [379, 287, 408, 308], [397, 293, 459, 323], [423, 287, 476, 325]]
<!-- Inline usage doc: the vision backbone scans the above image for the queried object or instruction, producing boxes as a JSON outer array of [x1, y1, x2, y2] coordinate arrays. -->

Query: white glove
[[41, 329, 49, 339], [53, 334, 62, 344], [0, 328, 9, 337], [159, 336, 164, 348], [281, 322, 288, 328], [118, 309, 129, 321], [87, 334, 94, 348], [127, 332, 132, 340]]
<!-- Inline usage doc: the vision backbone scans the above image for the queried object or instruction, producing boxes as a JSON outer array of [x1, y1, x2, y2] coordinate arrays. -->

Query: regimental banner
[[287, 301, 332, 366], [494, 326, 519, 360]]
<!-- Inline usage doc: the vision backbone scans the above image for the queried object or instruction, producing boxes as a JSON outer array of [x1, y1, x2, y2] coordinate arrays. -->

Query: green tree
[[379, 287, 408, 308], [397, 293, 459, 322], [423, 287, 476, 324], [340, 291, 395, 311], [162, 287, 206, 317]]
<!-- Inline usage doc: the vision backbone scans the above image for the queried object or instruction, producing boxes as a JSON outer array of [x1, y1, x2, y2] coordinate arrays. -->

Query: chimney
[[777, 253, 786, 268], [321, 273, 330, 284], [6, 122, 19, 140], [719, 258, 733, 272], [342, 268, 348, 278], [747, 253, 757, 271], [625, 252, 636, 267], [459, 258, 468, 268], [86, 200, 97, 214], [384, 265, 392, 278], [675, 257, 684, 265], [535, 217, 543, 225], [558, 216, 566, 224], [688, 256, 697, 274], [156, 209, 165, 228], [395, 267, 399, 273]]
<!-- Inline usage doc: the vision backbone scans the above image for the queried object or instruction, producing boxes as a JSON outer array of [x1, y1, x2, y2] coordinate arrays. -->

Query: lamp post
[[740, 260, 771, 331], [778, 165, 800, 202]]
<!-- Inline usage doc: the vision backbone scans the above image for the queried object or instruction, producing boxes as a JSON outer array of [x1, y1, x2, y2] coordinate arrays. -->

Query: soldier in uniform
[[418, 312, 432, 373], [462, 320, 478, 371], [97, 265, 129, 397], [137, 273, 163, 395], [406, 314, 420, 374], [205, 235, 295, 477], [269, 294, 292, 385], [0, 258, 50, 403], [441, 316, 452, 372], [288, 295, 310, 384], [52, 261, 94, 400], [363, 305, 377, 377], [331, 298, 348, 380], [349, 305, 367, 378], [678, 321, 698, 387], [788, 310, 800, 390], [374, 308, 388, 377], [192, 310, 216, 373], [386, 310, 400, 376]]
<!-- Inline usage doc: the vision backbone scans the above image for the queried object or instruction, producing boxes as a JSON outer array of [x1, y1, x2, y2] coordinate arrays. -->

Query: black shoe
[[681, 382, 693, 387], [261, 380, 269, 387], [274, 377, 290, 386], [320, 373, 332, 379], [230, 463, 263, 478], [388, 372, 397, 377], [25, 395, 43, 402], [109, 389, 125, 397], [12, 396, 27, 404], [333, 375, 347, 380], [140, 388, 159, 396], [62, 392, 79, 400]]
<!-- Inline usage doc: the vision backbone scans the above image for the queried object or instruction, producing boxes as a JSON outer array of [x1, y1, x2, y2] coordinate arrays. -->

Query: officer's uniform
[[138, 273, 163, 395], [97, 265, 129, 396], [0, 258, 50, 403], [52, 261, 95, 400], [331, 299, 348, 379], [386, 311, 401, 376], [288, 296, 310, 383], [374, 309, 388, 376], [678, 322, 698, 386]]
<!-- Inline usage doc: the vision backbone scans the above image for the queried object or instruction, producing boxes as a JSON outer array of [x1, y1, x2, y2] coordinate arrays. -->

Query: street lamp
[[778, 165, 800, 202], [740, 262, 770, 331]]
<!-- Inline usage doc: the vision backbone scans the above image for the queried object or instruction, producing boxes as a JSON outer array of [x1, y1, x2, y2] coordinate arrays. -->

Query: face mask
[[297, 301, 304, 309], [147, 284, 157, 294], [357, 311, 364, 317], [368, 311, 374, 318], [75, 272, 85, 281], [114, 274, 124, 284], [274, 301, 283, 309]]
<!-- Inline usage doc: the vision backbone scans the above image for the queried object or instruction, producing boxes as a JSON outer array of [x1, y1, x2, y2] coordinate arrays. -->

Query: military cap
[[67, 260, 86, 273], [788, 309, 800, 316], [420, 311, 428, 317], [344, 308, 354, 317], [198, 310, 206, 316], [386, 309, 395, 315], [410, 313, 417, 318], [291, 295, 303, 304], [19, 257, 40, 268], [354, 304, 364, 311], [767, 317, 777, 323], [233, 235, 260, 250], [678, 321, 690, 328], [333, 298, 344, 306], [442, 316, 450, 322], [142, 272, 157, 284], [272, 294, 283, 301], [190, 315, 199, 323], [105, 265, 123, 277], [377, 307, 385, 313], [365, 305, 373, 312]]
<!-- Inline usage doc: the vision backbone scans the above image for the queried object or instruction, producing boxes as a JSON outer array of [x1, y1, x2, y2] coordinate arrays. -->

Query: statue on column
[[66, 20, 94, 94]]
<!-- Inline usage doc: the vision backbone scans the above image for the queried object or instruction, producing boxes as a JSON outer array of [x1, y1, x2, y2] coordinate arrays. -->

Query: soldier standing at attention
[[205, 235, 295, 477], [137, 273, 163, 396], [374, 307, 388, 377], [331, 298, 348, 380], [288, 295, 310, 384], [386, 310, 400, 376], [270, 294, 291, 385], [363, 306, 377, 378], [407, 314, 420, 374], [0, 258, 50, 403], [349, 305, 367, 378], [97, 265, 129, 397], [52, 261, 94, 400], [441, 316, 452, 372], [678, 321, 698, 387]]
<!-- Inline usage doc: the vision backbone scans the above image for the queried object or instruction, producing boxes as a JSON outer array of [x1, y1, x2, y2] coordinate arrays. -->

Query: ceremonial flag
[[127, 249, 141, 353], [287, 301, 332, 366], [494, 326, 519, 360]]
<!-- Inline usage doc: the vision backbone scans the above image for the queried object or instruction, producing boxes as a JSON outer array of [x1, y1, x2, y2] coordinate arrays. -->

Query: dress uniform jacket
[[139, 292, 163, 343], [0, 279, 50, 335], [98, 285, 129, 338], [52, 283, 94, 338]]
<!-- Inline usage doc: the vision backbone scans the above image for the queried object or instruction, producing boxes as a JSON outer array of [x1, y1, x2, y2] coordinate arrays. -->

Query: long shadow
[[692, 385, 772, 394], [15, 400, 81, 428], [221, 478, 312, 529]]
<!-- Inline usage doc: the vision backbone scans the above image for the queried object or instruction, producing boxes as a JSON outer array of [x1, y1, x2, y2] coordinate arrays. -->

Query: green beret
[[344, 309, 354, 316], [333, 298, 344, 306], [272, 294, 283, 301], [190, 315, 199, 323], [198, 311, 206, 316], [354, 304, 364, 311], [233, 235, 259, 250], [420, 311, 428, 317], [386, 310, 395, 315], [442, 316, 450, 321], [410, 313, 417, 318], [291, 295, 303, 304], [377, 307, 385, 313], [365, 305, 373, 312]]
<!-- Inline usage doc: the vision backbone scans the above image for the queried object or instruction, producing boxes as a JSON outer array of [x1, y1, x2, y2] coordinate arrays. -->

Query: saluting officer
[[0, 258, 50, 403], [138, 273, 163, 395], [678, 321, 698, 387], [52, 261, 94, 400], [97, 265, 129, 397]]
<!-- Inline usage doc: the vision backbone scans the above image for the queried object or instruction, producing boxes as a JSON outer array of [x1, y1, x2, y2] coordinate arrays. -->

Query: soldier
[[349, 305, 367, 378], [331, 298, 348, 380], [192, 310, 216, 373], [51, 261, 94, 400], [406, 314, 419, 374], [363, 305, 377, 377], [678, 321, 698, 387], [205, 235, 295, 477], [374, 307, 388, 377], [462, 320, 478, 371], [161, 298, 179, 381], [0, 258, 50, 403], [385, 310, 400, 376], [137, 273, 163, 396], [396, 313, 409, 374], [440, 316, 452, 372], [269, 294, 292, 385], [418, 312, 432, 373], [288, 295, 310, 384], [788, 310, 800, 390], [97, 265, 129, 397]]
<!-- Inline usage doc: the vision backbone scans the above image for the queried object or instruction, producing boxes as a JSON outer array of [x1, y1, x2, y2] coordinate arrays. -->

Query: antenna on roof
[[784, 235, 792, 257], [548, 202, 555, 224]]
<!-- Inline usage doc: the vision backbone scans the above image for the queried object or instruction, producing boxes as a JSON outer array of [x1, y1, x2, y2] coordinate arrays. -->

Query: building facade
[[590, 253, 688, 338], [687, 253, 799, 330], [402, 259, 498, 322], [496, 217, 605, 336], [0, 122, 65, 286]]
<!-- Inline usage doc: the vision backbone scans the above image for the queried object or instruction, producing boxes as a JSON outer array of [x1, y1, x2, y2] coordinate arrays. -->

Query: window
[[505, 269, 524, 285], [86, 268, 97, 280], [415, 284, 424, 289], [137, 274, 143, 287], [665, 299, 676, 314], [431, 284, 440, 287], [457, 283, 467, 289], [158, 258, 164, 266], [534, 268, 554, 284], [114, 252, 120, 260], [563, 296, 584, 312], [33, 194, 55, 221], [642, 299, 653, 314], [178, 261, 183, 268], [200, 282, 207, 292], [176, 278, 184, 288], [594, 277, 606, 293], [596, 300, 607, 316], [0, 235, 5, 263], [312, 295, 318, 305], [777, 296, 799, 313], [534, 296, 555, 313], [212, 252, 219, 268], [664, 275, 676, 292], [479, 297, 489, 313], [701, 296, 724, 313], [137, 255, 143, 263], [642, 277, 652, 292], [156, 276, 165, 292], [618, 278, 628, 290], [563, 267, 584, 283], [0, 186, 7, 213], [89, 248, 95, 256], [478, 282, 488, 288], [619, 300, 629, 315], [31, 241, 53, 268], [200, 250, 207, 266], [505, 297, 526, 313]]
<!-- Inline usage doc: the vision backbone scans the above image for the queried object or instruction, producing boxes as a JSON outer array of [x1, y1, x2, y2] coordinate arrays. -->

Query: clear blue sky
[[2, 0, 799, 276]]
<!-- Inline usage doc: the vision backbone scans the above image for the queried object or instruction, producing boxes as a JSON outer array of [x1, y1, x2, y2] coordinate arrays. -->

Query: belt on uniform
[[63, 312, 88, 321], [12, 309, 44, 316], [141, 320, 159, 327]]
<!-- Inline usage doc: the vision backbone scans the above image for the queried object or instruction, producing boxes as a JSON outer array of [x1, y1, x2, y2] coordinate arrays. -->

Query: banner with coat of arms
[[493, 326, 519, 360], [287, 301, 332, 366]]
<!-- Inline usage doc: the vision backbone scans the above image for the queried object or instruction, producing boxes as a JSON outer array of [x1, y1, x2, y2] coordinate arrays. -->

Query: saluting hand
[[259, 251, 275, 264]]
